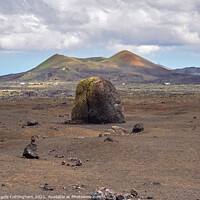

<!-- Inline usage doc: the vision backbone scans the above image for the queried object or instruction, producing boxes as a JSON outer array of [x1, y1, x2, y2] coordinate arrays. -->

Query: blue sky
[[1, 0, 200, 75]]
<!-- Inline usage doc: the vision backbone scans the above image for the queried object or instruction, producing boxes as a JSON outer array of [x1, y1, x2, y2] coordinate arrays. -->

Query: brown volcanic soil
[[0, 94, 200, 199]]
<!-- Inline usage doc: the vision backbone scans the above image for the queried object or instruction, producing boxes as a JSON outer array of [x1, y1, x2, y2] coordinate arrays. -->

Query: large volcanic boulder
[[71, 77, 125, 124]]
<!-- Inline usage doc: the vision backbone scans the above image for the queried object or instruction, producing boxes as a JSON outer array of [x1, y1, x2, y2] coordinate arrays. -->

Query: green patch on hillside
[[36, 54, 82, 70], [78, 57, 106, 62], [20, 72, 38, 80]]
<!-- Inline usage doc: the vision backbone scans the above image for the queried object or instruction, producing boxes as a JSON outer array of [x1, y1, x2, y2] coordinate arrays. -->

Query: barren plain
[[0, 86, 200, 199]]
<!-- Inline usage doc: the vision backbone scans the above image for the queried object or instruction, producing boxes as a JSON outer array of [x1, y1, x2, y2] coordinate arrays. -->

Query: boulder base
[[71, 77, 125, 124]]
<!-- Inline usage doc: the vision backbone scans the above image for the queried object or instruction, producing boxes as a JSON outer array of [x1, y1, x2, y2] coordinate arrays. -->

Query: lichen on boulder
[[71, 77, 125, 124]]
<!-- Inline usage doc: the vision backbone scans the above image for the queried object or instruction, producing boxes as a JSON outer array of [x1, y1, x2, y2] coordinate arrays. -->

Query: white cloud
[[107, 41, 161, 55], [0, 0, 200, 53]]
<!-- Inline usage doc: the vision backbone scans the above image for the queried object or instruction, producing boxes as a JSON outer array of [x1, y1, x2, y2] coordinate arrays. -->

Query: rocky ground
[[0, 94, 200, 199]]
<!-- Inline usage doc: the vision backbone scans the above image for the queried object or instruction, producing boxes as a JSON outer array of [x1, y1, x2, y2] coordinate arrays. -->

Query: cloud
[[107, 41, 161, 55], [0, 0, 200, 54]]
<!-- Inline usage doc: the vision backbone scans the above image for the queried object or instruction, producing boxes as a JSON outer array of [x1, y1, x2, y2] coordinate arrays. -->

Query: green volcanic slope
[[1, 50, 200, 84], [35, 54, 82, 69]]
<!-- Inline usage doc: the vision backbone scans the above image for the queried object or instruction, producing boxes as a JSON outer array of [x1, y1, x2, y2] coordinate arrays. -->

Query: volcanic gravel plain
[[0, 92, 199, 200]]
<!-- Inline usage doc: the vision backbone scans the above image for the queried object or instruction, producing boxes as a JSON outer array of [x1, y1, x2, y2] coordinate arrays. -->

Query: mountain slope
[[174, 67, 200, 75], [35, 54, 82, 70], [1, 50, 200, 84], [106, 50, 156, 68]]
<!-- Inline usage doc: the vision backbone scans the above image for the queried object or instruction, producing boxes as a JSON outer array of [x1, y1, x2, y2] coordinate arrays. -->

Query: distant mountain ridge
[[174, 67, 200, 75], [1, 50, 200, 84]]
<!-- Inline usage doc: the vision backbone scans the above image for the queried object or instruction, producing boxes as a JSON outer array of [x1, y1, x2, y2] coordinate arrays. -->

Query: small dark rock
[[2, 184, 6, 186], [64, 120, 71, 124], [0, 138, 6, 143], [39, 183, 53, 191], [91, 189, 105, 200], [23, 143, 39, 159], [99, 133, 103, 137], [75, 159, 82, 166], [27, 121, 39, 126], [152, 181, 162, 185], [23, 137, 39, 159], [61, 161, 66, 165], [131, 188, 138, 196], [132, 123, 144, 133], [116, 195, 126, 200], [147, 197, 153, 199], [70, 158, 79, 162], [104, 137, 116, 142], [44, 185, 54, 191]]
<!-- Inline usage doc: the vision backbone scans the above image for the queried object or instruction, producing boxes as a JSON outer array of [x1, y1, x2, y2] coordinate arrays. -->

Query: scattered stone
[[124, 193, 134, 199], [146, 197, 153, 199], [44, 183, 54, 191], [132, 123, 144, 133], [104, 126, 128, 136], [69, 158, 83, 166], [39, 183, 54, 191], [61, 161, 66, 165], [153, 136, 159, 139], [71, 77, 125, 124], [73, 166, 78, 170], [23, 136, 39, 159], [91, 189, 106, 200], [64, 120, 71, 124], [91, 188, 138, 200], [105, 188, 116, 200], [70, 158, 79, 162], [97, 187, 106, 191], [0, 138, 6, 143], [116, 195, 126, 200], [27, 120, 39, 126], [50, 127, 60, 131], [2, 184, 6, 186], [76, 160, 82, 166], [99, 133, 103, 137], [104, 137, 117, 142], [131, 188, 138, 197], [33, 135, 41, 138], [152, 181, 162, 185], [31, 136, 35, 143], [73, 184, 84, 191], [49, 149, 56, 154]]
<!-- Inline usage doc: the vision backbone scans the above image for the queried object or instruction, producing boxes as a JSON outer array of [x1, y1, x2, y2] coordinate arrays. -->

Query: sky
[[1, 0, 200, 75]]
